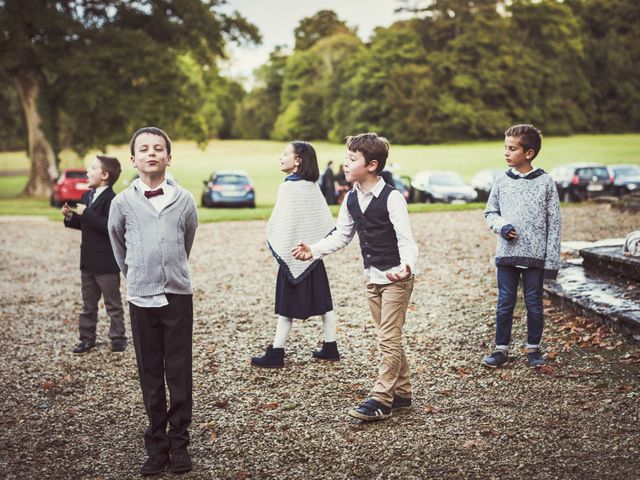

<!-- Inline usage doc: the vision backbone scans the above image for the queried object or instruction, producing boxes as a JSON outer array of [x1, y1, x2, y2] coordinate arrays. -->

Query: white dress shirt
[[128, 178, 176, 308], [310, 177, 418, 285], [90, 185, 109, 204]]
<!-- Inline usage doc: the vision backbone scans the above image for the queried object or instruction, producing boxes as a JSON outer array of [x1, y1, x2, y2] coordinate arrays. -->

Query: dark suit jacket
[[64, 187, 120, 274]]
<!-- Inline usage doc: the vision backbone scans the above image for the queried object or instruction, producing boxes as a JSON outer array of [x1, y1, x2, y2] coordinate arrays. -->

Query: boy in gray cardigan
[[482, 124, 561, 369], [108, 127, 198, 475]]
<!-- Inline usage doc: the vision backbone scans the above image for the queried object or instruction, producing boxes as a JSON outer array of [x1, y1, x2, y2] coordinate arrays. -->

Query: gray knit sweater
[[484, 169, 561, 279], [108, 179, 198, 296]]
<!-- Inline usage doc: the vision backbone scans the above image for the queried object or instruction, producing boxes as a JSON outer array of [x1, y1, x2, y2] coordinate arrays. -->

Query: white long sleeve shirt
[[310, 177, 418, 285]]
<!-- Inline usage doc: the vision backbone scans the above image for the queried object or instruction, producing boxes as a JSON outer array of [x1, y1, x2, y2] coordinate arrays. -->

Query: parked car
[[380, 170, 413, 204], [550, 163, 614, 202], [50, 168, 89, 207], [201, 170, 255, 208], [470, 168, 505, 201], [410, 170, 477, 203], [608, 164, 640, 196]]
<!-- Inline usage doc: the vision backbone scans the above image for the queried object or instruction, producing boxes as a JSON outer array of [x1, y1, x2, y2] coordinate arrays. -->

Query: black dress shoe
[[111, 340, 127, 353], [72, 340, 95, 355], [170, 448, 192, 474], [139, 453, 169, 476]]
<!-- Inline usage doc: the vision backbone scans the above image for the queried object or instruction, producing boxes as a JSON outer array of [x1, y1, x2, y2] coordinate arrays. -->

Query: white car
[[411, 171, 477, 204]]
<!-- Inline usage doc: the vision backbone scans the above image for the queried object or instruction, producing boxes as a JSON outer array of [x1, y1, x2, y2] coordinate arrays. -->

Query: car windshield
[[430, 173, 464, 186], [214, 175, 249, 185], [66, 171, 87, 179], [614, 166, 640, 177], [577, 168, 609, 180]]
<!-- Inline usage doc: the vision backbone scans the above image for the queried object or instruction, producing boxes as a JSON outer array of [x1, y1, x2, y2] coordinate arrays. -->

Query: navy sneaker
[[481, 350, 509, 368], [251, 345, 285, 368], [140, 453, 170, 476], [348, 398, 392, 421], [391, 395, 412, 410], [527, 349, 546, 367], [72, 340, 95, 355]]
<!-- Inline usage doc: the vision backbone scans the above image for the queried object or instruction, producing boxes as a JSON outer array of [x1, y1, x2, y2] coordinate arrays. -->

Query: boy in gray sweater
[[108, 127, 198, 475], [482, 124, 561, 368]]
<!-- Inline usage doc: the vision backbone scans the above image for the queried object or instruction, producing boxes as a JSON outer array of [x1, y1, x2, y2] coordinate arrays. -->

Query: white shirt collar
[[137, 178, 168, 192], [511, 167, 539, 178], [92, 185, 109, 202], [354, 176, 386, 197]]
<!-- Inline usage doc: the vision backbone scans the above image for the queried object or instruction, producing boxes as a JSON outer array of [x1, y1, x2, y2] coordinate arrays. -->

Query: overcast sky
[[218, 0, 413, 86]]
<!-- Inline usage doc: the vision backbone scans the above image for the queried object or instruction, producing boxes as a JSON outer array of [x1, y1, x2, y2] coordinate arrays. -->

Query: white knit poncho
[[267, 179, 335, 284]]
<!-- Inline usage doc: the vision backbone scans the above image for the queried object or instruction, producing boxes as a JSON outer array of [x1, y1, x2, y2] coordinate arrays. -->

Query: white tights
[[272, 310, 337, 348]]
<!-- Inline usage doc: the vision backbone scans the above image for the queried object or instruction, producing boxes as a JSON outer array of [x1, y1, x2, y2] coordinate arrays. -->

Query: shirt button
[[366, 254, 371, 258]]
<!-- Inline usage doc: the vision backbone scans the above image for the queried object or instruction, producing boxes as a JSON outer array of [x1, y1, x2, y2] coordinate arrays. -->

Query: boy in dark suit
[[61, 155, 126, 354]]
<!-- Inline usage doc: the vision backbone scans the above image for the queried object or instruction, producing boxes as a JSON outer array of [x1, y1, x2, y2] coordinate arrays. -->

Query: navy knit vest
[[347, 184, 401, 270]]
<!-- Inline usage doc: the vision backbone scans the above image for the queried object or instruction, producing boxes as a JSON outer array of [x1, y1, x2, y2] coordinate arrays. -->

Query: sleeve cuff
[[500, 224, 515, 240]]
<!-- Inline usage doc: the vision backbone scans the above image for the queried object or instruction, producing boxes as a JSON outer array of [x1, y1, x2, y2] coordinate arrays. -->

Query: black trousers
[[129, 294, 193, 455]]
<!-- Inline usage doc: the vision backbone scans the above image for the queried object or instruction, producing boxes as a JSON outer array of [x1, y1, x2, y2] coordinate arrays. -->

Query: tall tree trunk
[[12, 69, 58, 197]]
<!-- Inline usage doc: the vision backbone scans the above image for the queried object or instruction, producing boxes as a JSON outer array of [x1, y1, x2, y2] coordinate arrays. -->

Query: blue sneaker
[[481, 350, 509, 368], [348, 398, 392, 421], [391, 395, 412, 410], [527, 349, 546, 367]]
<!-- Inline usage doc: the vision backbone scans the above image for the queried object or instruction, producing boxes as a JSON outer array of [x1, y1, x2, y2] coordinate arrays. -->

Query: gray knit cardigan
[[108, 179, 198, 296], [484, 169, 562, 279]]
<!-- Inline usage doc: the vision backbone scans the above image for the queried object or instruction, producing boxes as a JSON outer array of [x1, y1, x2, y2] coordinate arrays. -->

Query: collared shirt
[[310, 177, 418, 284], [127, 177, 176, 308], [510, 167, 539, 178], [90, 185, 109, 204]]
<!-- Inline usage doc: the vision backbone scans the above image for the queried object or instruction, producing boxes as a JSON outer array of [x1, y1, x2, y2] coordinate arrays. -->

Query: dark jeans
[[495, 266, 544, 348], [129, 294, 193, 455]]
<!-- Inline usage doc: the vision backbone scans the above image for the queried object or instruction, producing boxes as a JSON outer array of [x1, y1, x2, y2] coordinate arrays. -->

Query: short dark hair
[[96, 155, 121, 186], [346, 132, 390, 173], [291, 141, 320, 182], [505, 124, 542, 160], [129, 126, 172, 156]]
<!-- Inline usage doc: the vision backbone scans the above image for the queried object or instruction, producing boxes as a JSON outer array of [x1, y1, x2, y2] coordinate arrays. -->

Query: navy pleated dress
[[274, 260, 333, 320]]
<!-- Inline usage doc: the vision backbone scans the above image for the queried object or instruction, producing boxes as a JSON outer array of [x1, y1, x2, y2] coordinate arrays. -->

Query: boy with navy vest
[[62, 155, 126, 354], [108, 127, 198, 475], [293, 132, 418, 421], [482, 124, 561, 368]]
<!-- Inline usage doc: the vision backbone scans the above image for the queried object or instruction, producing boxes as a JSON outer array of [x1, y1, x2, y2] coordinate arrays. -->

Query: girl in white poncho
[[251, 141, 340, 368]]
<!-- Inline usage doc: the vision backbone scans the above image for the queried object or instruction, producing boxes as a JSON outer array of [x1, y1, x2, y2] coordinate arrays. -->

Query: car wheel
[[201, 194, 210, 208], [424, 193, 433, 204], [561, 189, 572, 203]]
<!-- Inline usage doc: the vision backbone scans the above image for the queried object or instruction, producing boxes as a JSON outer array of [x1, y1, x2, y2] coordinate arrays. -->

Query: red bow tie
[[144, 188, 164, 199]]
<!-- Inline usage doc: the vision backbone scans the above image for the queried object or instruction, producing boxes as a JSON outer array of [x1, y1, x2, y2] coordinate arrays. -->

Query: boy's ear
[[130, 156, 137, 168], [367, 159, 379, 172], [166, 154, 172, 167], [525, 148, 535, 161]]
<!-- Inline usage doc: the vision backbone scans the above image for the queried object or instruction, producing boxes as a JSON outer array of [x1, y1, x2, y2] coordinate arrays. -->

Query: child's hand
[[386, 264, 412, 282], [506, 229, 518, 240], [61, 202, 72, 220], [291, 242, 312, 261], [76, 203, 87, 216]]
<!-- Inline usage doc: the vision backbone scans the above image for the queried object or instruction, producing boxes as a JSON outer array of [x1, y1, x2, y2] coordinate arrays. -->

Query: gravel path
[[1, 204, 639, 480]]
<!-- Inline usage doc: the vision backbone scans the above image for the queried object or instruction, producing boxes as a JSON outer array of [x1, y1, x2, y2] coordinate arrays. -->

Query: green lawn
[[1, 133, 638, 221]]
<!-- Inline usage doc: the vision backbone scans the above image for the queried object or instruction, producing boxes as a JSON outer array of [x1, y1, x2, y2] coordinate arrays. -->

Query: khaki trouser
[[365, 275, 415, 407]]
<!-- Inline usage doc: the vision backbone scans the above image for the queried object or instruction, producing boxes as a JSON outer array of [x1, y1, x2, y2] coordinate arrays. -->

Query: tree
[[293, 9, 355, 51], [0, 0, 259, 196]]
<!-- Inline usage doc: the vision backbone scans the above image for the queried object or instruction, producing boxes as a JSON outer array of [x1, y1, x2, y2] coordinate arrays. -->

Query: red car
[[50, 168, 90, 207]]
